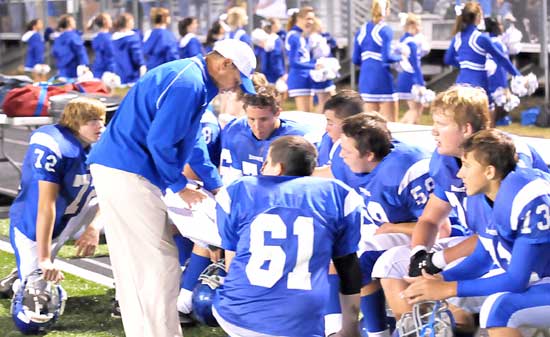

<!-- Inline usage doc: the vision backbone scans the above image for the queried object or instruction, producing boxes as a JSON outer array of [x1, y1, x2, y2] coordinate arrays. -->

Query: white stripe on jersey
[[453, 33, 462, 51], [372, 23, 386, 46], [29, 132, 62, 158], [469, 30, 487, 56], [215, 186, 231, 215], [510, 179, 550, 230], [344, 189, 364, 217], [155, 62, 195, 110], [357, 23, 368, 45], [397, 158, 430, 195]]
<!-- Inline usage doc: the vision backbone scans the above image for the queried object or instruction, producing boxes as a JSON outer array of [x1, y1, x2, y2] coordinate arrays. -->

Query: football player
[[402, 129, 550, 337], [214, 135, 362, 337], [8, 97, 105, 333]]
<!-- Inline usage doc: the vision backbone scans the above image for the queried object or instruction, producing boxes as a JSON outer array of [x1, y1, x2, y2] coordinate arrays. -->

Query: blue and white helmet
[[10, 270, 67, 334], [191, 259, 226, 327], [397, 301, 455, 337]]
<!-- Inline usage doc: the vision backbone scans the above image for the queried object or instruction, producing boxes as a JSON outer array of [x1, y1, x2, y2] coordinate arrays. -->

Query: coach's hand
[[39, 260, 64, 283], [179, 187, 207, 208], [75, 225, 100, 257]]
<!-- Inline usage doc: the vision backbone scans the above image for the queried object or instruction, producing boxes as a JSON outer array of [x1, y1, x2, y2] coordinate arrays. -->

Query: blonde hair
[[150, 7, 170, 25], [405, 13, 421, 27], [286, 6, 314, 31], [372, 0, 390, 24], [431, 85, 490, 131], [226, 6, 247, 29], [59, 97, 106, 133], [453, 1, 482, 34]]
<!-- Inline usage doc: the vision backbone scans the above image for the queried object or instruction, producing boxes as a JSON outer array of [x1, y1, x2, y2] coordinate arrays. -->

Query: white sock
[[368, 329, 391, 337], [324, 313, 342, 337], [177, 288, 193, 314]]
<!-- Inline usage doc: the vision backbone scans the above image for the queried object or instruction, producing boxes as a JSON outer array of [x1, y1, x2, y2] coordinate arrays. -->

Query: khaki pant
[[91, 164, 182, 337]]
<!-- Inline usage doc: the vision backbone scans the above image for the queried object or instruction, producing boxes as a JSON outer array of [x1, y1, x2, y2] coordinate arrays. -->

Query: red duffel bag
[[1, 83, 72, 117]]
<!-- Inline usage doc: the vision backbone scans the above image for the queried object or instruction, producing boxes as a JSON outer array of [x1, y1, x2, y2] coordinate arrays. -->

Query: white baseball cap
[[213, 39, 257, 94]]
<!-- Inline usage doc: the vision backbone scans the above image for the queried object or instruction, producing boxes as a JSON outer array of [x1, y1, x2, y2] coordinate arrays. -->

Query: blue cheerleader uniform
[[112, 31, 145, 85], [396, 32, 425, 100], [143, 28, 178, 71], [227, 28, 252, 46], [21, 31, 45, 72], [487, 36, 510, 95], [51, 30, 89, 78], [91, 32, 115, 78], [311, 31, 337, 94], [444, 24, 520, 97], [353, 21, 401, 102], [259, 35, 285, 84], [285, 25, 315, 97], [179, 33, 204, 59]]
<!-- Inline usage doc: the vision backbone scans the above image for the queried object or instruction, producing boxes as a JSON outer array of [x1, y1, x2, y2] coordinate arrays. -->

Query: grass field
[[0, 222, 225, 336]]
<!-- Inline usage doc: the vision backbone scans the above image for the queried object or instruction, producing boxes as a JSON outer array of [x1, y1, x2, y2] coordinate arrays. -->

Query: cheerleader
[[89, 13, 115, 79], [143, 7, 178, 71], [51, 15, 89, 79], [285, 6, 317, 112], [203, 21, 226, 54], [178, 16, 203, 59], [444, 1, 520, 103], [21, 19, 47, 81], [352, 0, 401, 121], [112, 13, 145, 85], [256, 18, 285, 85], [225, 6, 252, 46], [310, 18, 336, 113], [397, 13, 427, 124]]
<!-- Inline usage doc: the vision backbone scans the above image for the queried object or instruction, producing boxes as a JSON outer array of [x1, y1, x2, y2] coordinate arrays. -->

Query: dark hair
[[242, 86, 280, 114], [205, 21, 224, 49], [114, 13, 133, 31], [342, 113, 392, 159], [88, 12, 111, 30], [26, 19, 40, 32], [269, 136, 317, 176], [461, 129, 517, 178], [57, 15, 74, 30], [178, 17, 196, 36], [286, 6, 314, 31], [323, 90, 364, 119], [484, 17, 502, 36], [453, 1, 482, 34]]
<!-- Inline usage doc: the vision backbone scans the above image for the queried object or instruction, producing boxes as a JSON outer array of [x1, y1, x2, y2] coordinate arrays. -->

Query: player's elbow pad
[[333, 253, 362, 295]]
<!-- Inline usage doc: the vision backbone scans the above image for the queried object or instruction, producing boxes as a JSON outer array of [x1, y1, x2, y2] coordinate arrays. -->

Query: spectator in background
[[51, 15, 89, 79], [178, 16, 203, 59], [225, 6, 253, 46], [112, 13, 146, 85], [204, 20, 227, 53], [21, 19, 47, 81], [89, 13, 116, 79], [143, 7, 179, 71]]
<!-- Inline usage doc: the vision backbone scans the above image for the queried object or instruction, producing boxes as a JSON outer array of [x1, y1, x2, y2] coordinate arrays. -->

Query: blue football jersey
[[330, 144, 371, 189], [9, 125, 95, 240], [200, 105, 221, 167], [214, 175, 363, 337], [491, 168, 550, 277], [317, 132, 337, 166], [355, 142, 432, 226], [219, 117, 307, 183]]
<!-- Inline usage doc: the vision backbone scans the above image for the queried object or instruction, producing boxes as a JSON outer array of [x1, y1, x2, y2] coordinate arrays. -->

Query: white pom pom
[[76, 65, 90, 78], [491, 87, 508, 107], [485, 59, 497, 77], [101, 71, 121, 89], [525, 72, 538, 95], [275, 77, 288, 93], [511, 75, 528, 97], [251, 28, 269, 46], [412, 85, 435, 106], [503, 94, 520, 112], [33, 64, 51, 75]]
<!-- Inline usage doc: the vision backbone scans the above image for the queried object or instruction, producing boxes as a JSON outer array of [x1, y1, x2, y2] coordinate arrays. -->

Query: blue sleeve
[[130, 37, 145, 67], [288, 34, 315, 70], [28, 144, 63, 184], [477, 34, 520, 76], [165, 33, 179, 62], [432, 182, 449, 202], [408, 42, 425, 86], [188, 131, 223, 191], [444, 38, 459, 67], [352, 30, 362, 66], [146, 74, 204, 193], [30, 34, 45, 64], [456, 239, 542, 296], [240, 33, 253, 46], [442, 238, 493, 281], [333, 189, 363, 258], [216, 185, 239, 251], [72, 34, 89, 65], [189, 38, 204, 57], [380, 26, 401, 64], [105, 39, 116, 72]]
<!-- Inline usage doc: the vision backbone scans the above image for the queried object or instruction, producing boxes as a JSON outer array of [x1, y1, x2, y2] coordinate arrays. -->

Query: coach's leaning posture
[[88, 39, 256, 337]]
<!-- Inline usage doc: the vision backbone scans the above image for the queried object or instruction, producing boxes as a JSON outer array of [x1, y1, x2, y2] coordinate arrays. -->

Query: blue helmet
[[397, 301, 455, 337], [10, 270, 67, 334], [191, 259, 226, 327]]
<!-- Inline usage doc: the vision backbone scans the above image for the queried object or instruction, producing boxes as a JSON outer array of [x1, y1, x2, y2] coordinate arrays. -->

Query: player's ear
[[274, 162, 284, 176], [485, 164, 497, 180]]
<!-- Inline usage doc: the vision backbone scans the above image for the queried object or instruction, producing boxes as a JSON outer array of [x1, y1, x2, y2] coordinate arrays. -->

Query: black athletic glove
[[408, 249, 428, 277], [423, 252, 443, 275]]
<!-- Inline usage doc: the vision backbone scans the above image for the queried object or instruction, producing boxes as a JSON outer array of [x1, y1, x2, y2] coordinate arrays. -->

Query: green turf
[[0, 235, 225, 336]]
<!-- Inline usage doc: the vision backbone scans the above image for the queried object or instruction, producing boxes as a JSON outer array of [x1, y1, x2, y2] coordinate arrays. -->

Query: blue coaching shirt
[[219, 117, 308, 183], [88, 56, 219, 193], [214, 175, 363, 337], [10, 125, 95, 240]]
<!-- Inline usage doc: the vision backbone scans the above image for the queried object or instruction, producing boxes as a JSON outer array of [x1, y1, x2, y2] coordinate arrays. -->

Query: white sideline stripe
[[5, 138, 28, 146], [0, 240, 114, 288], [81, 257, 112, 270]]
